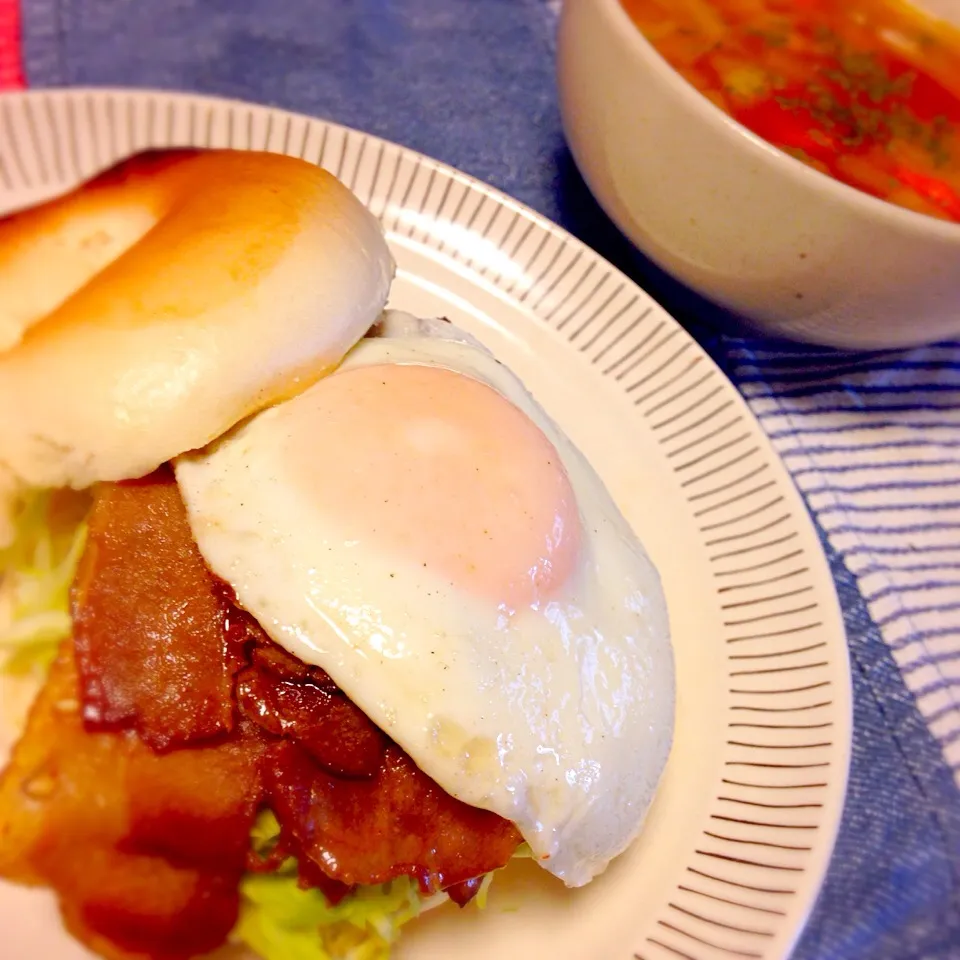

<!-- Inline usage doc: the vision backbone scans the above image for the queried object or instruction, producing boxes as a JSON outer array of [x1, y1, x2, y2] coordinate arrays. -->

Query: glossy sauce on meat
[[236, 647, 387, 779], [264, 740, 521, 893], [71, 468, 249, 750], [0, 644, 265, 960]]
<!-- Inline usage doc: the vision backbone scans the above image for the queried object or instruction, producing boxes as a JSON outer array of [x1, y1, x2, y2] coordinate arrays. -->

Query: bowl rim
[[592, 0, 960, 243]]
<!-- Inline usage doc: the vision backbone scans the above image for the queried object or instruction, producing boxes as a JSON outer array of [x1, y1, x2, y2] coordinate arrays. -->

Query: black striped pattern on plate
[[0, 88, 851, 960]]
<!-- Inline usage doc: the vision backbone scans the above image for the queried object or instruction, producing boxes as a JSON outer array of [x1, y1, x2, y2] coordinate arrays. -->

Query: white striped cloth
[[725, 338, 960, 783]]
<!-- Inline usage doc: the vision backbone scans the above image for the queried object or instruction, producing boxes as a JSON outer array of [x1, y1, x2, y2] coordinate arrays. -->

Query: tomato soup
[[620, 0, 960, 222]]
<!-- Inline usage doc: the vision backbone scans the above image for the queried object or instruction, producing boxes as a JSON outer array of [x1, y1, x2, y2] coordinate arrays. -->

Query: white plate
[[0, 88, 851, 960]]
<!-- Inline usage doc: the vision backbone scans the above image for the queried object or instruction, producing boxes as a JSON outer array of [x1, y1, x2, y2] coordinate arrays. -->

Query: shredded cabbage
[[235, 811, 440, 960], [0, 489, 89, 677], [235, 812, 530, 960]]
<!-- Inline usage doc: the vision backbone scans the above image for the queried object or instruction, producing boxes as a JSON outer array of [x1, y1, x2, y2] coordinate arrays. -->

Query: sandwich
[[0, 149, 675, 960]]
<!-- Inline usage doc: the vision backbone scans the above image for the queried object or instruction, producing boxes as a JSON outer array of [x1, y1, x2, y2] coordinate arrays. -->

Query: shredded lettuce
[[235, 812, 531, 960], [235, 810, 438, 960], [0, 489, 89, 677]]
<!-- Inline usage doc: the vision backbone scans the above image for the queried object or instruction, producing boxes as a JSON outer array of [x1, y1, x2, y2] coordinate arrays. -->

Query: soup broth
[[620, 0, 960, 222]]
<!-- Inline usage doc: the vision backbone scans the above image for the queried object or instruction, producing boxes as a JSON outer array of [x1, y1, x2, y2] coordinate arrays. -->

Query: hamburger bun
[[0, 149, 394, 545]]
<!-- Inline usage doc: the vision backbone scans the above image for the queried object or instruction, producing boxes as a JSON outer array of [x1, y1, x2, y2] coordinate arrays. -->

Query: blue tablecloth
[[17, 1, 960, 955]]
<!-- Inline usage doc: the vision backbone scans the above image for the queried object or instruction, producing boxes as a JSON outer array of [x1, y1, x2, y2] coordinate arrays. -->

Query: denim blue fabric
[[18, 1, 960, 956]]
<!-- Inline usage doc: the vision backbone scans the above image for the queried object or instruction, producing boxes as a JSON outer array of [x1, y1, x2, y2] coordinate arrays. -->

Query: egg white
[[174, 311, 674, 887]]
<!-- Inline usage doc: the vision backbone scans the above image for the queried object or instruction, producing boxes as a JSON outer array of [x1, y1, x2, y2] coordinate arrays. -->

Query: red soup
[[620, 0, 960, 222]]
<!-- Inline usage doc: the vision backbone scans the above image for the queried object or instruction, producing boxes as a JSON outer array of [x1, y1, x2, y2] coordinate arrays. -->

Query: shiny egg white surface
[[174, 311, 675, 887]]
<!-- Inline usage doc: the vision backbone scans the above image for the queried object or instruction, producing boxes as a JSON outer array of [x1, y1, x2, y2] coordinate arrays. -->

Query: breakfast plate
[[0, 88, 852, 960]]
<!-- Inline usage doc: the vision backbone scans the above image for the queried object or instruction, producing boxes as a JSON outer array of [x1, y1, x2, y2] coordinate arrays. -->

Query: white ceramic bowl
[[556, 0, 960, 349]]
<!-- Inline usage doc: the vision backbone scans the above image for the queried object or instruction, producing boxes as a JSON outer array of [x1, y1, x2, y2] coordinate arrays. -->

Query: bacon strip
[[236, 649, 387, 779], [264, 740, 520, 894], [0, 644, 264, 960], [71, 468, 248, 751]]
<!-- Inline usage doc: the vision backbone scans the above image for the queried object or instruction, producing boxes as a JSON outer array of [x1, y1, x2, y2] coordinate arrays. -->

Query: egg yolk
[[286, 362, 582, 610]]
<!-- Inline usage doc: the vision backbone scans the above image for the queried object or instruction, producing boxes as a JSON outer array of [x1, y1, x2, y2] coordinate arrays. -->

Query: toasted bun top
[[0, 150, 394, 544]]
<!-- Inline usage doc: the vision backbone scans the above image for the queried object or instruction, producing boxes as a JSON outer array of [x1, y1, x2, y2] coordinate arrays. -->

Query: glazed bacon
[[0, 470, 520, 960], [71, 469, 249, 751], [236, 647, 388, 779], [0, 644, 264, 960], [265, 740, 520, 894]]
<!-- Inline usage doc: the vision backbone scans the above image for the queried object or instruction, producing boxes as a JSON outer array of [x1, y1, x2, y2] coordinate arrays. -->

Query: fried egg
[[174, 311, 674, 887]]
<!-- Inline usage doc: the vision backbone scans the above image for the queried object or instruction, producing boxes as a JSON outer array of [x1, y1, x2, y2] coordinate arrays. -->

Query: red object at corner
[[0, 0, 25, 89]]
